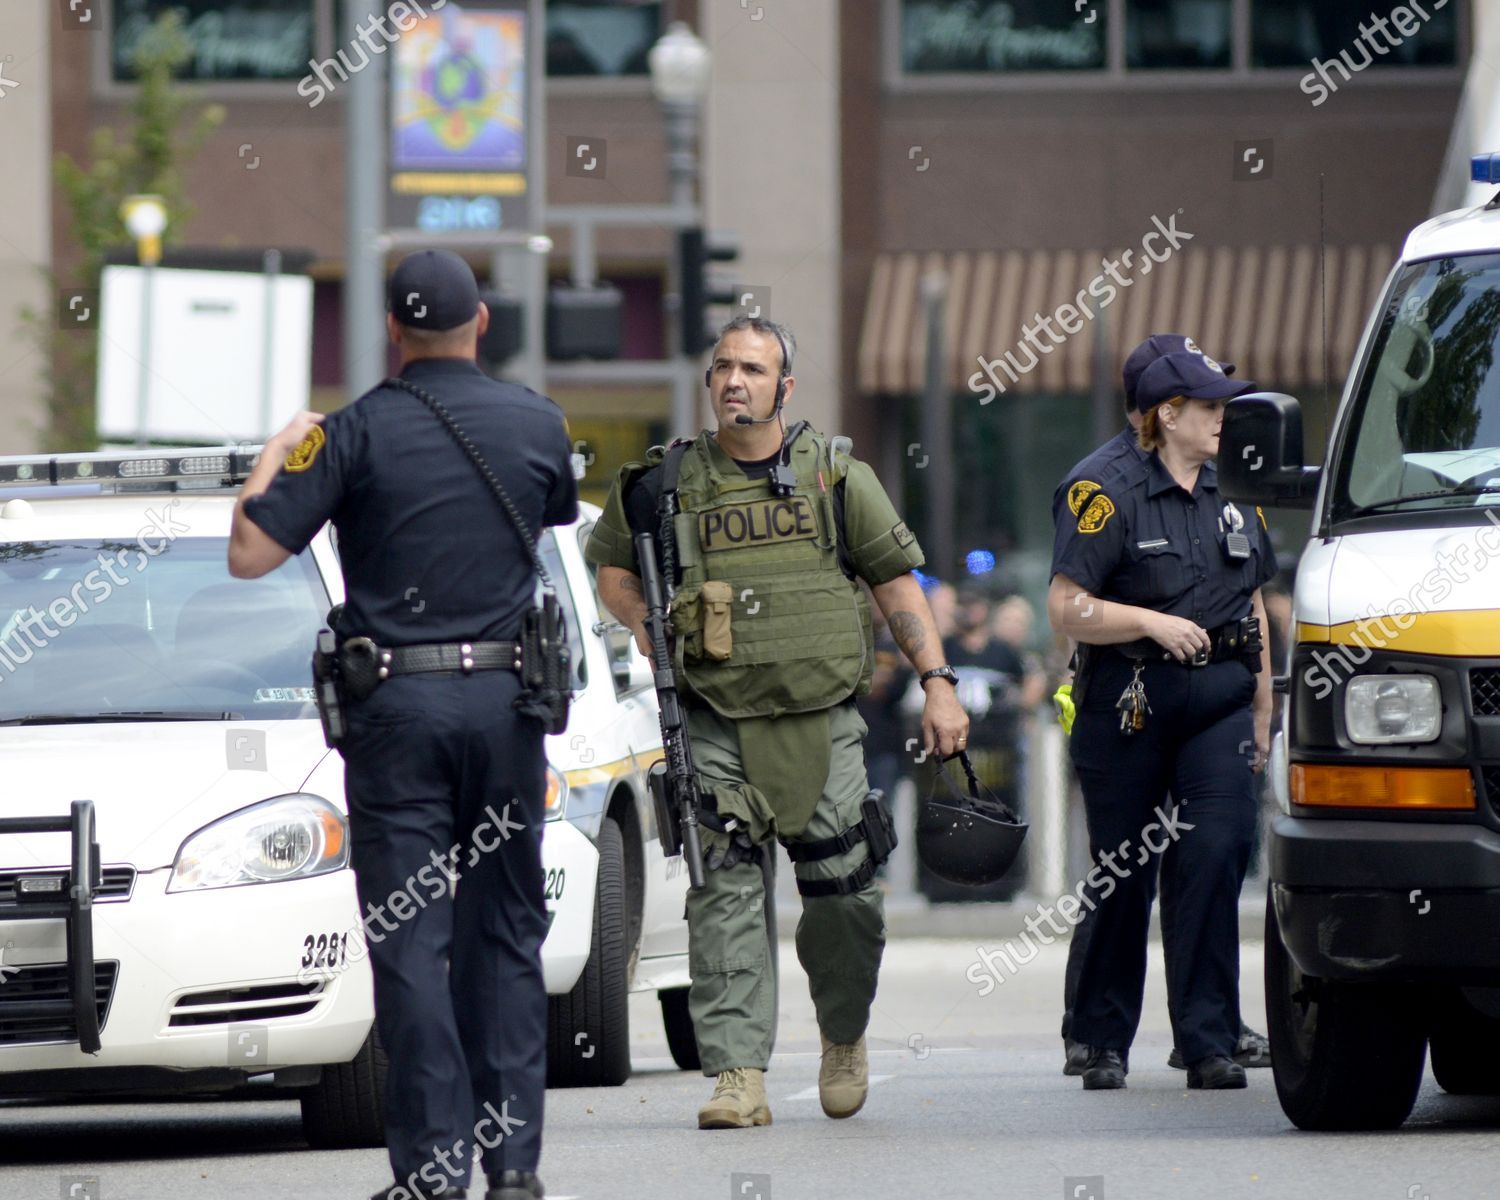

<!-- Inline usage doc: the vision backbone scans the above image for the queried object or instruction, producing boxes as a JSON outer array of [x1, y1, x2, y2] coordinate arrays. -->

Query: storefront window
[[1252, 0, 1458, 68], [546, 0, 661, 77], [1126, 0, 1232, 69], [900, 1, 1106, 74], [111, 0, 315, 81]]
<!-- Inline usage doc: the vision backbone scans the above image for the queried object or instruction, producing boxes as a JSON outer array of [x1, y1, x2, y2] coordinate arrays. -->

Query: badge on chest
[[699, 495, 819, 552]]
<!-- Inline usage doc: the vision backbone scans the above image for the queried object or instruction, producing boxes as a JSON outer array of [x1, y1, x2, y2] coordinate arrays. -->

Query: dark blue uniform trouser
[[1068, 652, 1256, 1065], [343, 671, 548, 1189], [1062, 835, 1179, 1045]]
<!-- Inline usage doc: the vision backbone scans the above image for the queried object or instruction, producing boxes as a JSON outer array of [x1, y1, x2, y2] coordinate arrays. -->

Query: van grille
[[0, 866, 135, 906], [1485, 766, 1500, 815], [1472, 669, 1500, 717], [0, 961, 118, 1046], [167, 981, 324, 1028]]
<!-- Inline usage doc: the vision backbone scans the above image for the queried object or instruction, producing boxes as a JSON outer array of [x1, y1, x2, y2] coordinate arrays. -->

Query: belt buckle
[[1188, 645, 1211, 668]]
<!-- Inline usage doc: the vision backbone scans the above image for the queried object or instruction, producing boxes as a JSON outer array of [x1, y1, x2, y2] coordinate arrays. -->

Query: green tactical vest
[[665, 429, 873, 720]]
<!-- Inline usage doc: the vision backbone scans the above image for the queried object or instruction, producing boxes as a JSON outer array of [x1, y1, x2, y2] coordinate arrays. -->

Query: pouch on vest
[[701, 580, 733, 662]]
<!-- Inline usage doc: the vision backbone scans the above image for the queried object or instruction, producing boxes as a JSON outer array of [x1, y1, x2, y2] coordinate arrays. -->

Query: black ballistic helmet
[[916, 752, 1029, 886]]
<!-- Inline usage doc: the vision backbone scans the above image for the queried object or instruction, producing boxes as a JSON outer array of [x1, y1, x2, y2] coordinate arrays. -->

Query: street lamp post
[[121, 194, 168, 447], [649, 22, 711, 437]]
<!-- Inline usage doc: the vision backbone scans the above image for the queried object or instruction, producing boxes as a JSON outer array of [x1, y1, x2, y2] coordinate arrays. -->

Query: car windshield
[[0, 538, 328, 723], [1333, 253, 1500, 522]]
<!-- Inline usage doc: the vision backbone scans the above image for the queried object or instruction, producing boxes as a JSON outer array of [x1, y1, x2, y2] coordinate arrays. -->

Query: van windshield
[[1333, 253, 1500, 521], [0, 538, 328, 723]]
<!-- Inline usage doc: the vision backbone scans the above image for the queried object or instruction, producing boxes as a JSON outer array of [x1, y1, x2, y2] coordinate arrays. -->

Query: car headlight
[[545, 764, 568, 821], [1344, 675, 1441, 745], [168, 794, 349, 892]]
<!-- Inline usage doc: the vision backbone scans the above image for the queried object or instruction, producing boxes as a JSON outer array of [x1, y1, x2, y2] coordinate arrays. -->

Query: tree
[[16, 11, 223, 451]]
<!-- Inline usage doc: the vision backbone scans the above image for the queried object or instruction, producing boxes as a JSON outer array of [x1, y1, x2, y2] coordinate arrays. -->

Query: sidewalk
[[775, 888, 1269, 943]]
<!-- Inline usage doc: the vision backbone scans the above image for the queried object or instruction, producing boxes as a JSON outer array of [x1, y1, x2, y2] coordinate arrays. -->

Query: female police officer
[[1047, 351, 1274, 1092]]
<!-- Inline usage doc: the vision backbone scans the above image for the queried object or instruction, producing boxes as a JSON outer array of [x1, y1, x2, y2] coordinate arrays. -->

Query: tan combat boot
[[697, 1067, 772, 1129], [819, 1034, 869, 1118]]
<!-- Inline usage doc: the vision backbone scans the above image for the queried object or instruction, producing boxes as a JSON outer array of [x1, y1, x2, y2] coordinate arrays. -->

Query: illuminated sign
[[387, 0, 532, 232]]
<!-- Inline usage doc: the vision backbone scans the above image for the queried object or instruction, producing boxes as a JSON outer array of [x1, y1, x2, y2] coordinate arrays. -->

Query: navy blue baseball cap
[[387, 250, 481, 331], [1122, 334, 1235, 409], [1135, 351, 1255, 413]]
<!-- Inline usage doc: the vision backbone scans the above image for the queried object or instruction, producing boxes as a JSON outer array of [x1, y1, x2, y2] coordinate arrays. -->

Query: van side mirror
[[1218, 392, 1322, 508]]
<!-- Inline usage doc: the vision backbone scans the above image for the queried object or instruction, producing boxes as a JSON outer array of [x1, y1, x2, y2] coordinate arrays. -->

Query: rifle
[[634, 531, 706, 890]]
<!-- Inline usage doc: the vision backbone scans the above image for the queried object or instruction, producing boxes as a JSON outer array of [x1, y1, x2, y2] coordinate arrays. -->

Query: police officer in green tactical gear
[[586, 316, 968, 1129]]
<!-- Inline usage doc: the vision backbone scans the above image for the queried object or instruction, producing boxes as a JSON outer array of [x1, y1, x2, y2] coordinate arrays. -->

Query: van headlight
[[168, 794, 349, 892], [1345, 675, 1441, 745]]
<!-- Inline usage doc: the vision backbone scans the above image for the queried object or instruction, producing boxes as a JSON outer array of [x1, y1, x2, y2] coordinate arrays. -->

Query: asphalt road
[[5, 938, 1498, 1200]]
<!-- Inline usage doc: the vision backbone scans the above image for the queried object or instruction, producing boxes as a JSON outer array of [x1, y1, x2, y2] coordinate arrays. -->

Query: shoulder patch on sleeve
[[892, 521, 915, 547], [1077, 494, 1116, 534], [1066, 479, 1101, 517], [283, 426, 325, 473]]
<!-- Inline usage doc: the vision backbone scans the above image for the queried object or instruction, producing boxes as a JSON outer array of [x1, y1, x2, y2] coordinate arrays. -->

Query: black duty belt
[[1115, 616, 1261, 669], [377, 640, 522, 678]]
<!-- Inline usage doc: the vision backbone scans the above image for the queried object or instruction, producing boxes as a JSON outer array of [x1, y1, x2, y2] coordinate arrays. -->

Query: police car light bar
[[0, 446, 262, 494], [1472, 153, 1500, 185]]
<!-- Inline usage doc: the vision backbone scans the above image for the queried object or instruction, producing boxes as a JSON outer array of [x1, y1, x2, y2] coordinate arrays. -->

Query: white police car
[[0, 448, 694, 1147]]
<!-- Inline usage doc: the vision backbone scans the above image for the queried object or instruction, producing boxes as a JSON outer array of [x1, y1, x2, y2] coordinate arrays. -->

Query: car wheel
[[1265, 891, 1426, 1130], [547, 816, 631, 1087], [301, 1027, 387, 1149], [1429, 989, 1500, 1095], [659, 986, 701, 1072]]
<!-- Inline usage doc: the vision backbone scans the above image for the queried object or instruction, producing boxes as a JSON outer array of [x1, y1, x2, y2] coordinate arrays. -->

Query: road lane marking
[[783, 1074, 893, 1102]]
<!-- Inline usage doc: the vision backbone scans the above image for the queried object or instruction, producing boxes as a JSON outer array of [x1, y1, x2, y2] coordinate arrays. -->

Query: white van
[[1220, 153, 1500, 1131]]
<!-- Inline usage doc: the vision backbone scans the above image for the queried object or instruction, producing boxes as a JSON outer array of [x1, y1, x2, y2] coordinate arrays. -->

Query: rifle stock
[[634, 532, 706, 890]]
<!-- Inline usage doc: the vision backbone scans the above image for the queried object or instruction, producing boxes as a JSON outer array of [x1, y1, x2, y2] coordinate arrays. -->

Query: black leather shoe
[[1187, 1055, 1247, 1089], [487, 1170, 544, 1200], [1063, 1038, 1093, 1076], [1235, 1024, 1272, 1068], [1081, 1048, 1127, 1090], [1167, 1047, 1185, 1070], [371, 1187, 465, 1200]]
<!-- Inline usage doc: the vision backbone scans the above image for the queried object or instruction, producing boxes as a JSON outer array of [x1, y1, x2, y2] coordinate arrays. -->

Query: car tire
[[547, 816, 631, 1088], [1265, 891, 1426, 1131], [659, 986, 701, 1072], [1429, 989, 1500, 1095], [301, 1027, 387, 1149]]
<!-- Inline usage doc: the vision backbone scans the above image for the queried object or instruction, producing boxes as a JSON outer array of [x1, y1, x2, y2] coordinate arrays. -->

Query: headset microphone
[[734, 405, 783, 426]]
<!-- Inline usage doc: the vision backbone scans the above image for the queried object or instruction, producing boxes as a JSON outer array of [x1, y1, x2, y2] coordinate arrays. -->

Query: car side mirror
[[1219, 392, 1322, 508]]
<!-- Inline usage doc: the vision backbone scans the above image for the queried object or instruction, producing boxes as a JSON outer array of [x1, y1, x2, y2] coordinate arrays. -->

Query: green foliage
[[17, 10, 224, 451]]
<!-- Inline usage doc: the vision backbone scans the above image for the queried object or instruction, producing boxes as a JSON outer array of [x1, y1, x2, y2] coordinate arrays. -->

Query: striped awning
[[856, 245, 1396, 397]]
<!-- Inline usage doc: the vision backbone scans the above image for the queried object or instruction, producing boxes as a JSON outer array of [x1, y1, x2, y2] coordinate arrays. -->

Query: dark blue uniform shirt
[[1049, 427, 1147, 577], [1052, 454, 1276, 631], [244, 358, 578, 646]]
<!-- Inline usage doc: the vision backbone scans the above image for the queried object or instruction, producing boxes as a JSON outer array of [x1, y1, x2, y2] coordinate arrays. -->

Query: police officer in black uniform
[[229, 250, 576, 1200], [1053, 334, 1267, 1077], [1048, 351, 1274, 1092]]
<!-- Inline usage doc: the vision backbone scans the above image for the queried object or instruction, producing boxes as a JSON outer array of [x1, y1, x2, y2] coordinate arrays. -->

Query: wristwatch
[[920, 666, 959, 688]]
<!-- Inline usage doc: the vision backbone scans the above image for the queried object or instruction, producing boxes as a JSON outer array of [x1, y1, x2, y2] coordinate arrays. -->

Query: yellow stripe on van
[[1296, 610, 1500, 656], [563, 750, 663, 790]]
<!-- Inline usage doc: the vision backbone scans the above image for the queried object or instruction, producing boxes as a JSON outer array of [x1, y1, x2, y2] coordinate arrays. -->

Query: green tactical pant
[[685, 700, 887, 1074]]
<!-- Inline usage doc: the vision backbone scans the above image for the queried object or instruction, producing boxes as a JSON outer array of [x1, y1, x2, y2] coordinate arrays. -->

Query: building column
[[701, 0, 840, 437], [0, 0, 52, 453]]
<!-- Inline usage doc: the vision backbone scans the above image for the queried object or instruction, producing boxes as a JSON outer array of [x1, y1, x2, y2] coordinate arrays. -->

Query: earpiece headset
[[705, 324, 792, 424]]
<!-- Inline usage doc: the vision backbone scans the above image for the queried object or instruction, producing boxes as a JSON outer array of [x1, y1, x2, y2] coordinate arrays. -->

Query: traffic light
[[678, 227, 740, 355]]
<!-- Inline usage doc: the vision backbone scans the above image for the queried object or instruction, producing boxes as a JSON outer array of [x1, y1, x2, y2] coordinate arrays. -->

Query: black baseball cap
[[1135, 351, 1256, 413], [387, 250, 481, 331], [1122, 334, 1236, 409]]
